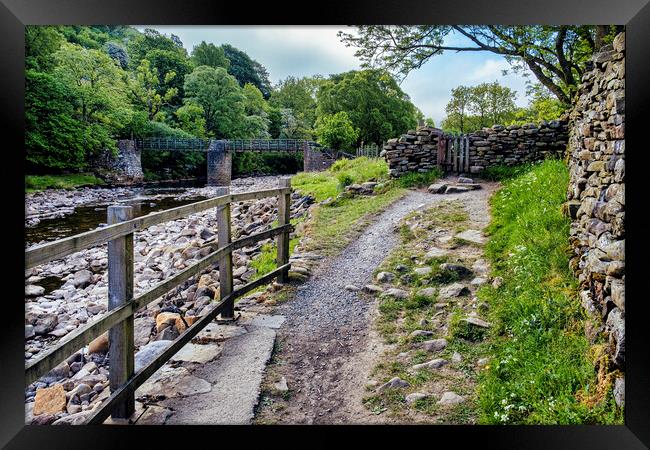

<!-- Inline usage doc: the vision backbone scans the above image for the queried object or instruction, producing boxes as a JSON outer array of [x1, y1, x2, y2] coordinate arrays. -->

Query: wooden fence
[[24, 178, 294, 424]]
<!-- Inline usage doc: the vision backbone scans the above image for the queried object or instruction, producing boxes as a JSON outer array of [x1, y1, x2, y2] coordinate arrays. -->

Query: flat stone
[[376, 377, 410, 393], [376, 272, 395, 283], [417, 287, 437, 298], [420, 338, 448, 352], [134, 404, 174, 425], [424, 247, 448, 259], [444, 185, 471, 194], [383, 288, 409, 299], [136, 366, 212, 398], [273, 376, 289, 393], [412, 358, 447, 371], [471, 277, 488, 286], [405, 392, 430, 405], [363, 284, 384, 294], [439, 283, 469, 298], [414, 267, 432, 276], [428, 183, 448, 194], [457, 177, 474, 184], [135, 340, 173, 372], [171, 343, 222, 364], [462, 317, 491, 328], [455, 229, 486, 245], [193, 325, 247, 344], [241, 314, 286, 330], [409, 330, 434, 338], [438, 391, 465, 405], [440, 263, 472, 277]]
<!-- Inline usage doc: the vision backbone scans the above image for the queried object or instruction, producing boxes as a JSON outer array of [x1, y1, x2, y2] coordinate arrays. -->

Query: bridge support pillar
[[303, 142, 336, 172], [207, 139, 232, 186]]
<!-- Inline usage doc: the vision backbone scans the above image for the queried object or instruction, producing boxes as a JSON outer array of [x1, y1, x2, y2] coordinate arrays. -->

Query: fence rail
[[356, 143, 382, 158], [135, 138, 323, 153], [24, 179, 294, 423]]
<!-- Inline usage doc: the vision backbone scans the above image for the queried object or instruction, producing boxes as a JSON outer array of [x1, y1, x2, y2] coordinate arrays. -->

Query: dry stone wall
[[566, 33, 625, 373], [382, 123, 569, 177]]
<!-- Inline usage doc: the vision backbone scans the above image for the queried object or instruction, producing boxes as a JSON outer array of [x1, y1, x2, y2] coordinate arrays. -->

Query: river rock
[[72, 270, 93, 288], [155, 312, 186, 333], [134, 316, 155, 347], [42, 362, 70, 384], [33, 385, 67, 416], [34, 314, 58, 335], [135, 340, 173, 372], [88, 332, 109, 354], [26, 285, 45, 297]]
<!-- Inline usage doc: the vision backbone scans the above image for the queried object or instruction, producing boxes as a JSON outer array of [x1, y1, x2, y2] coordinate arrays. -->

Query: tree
[[25, 70, 88, 171], [269, 76, 322, 137], [242, 83, 270, 138], [144, 49, 193, 109], [191, 41, 229, 69], [443, 86, 473, 133], [25, 26, 64, 71], [338, 25, 623, 105], [509, 83, 568, 125], [314, 112, 359, 151], [53, 42, 133, 145], [221, 44, 272, 98], [128, 59, 178, 120], [470, 82, 517, 127], [127, 28, 187, 68], [316, 69, 418, 146], [175, 103, 207, 137], [183, 65, 247, 138]]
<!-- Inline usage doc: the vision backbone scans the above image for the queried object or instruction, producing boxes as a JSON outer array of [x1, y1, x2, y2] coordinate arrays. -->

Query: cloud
[[467, 58, 510, 82]]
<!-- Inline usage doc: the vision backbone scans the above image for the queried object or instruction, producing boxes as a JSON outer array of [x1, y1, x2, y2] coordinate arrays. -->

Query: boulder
[[88, 332, 109, 354], [72, 270, 93, 288], [33, 385, 67, 416]]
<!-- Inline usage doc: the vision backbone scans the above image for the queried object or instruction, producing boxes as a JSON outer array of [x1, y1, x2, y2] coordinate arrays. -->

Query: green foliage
[[269, 76, 322, 138], [127, 28, 187, 68], [183, 65, 247, 137], [339, 26, 623, 105], [508, 84, 568, 126], [442, 82, 517, 133], [336, 172, 354, 190], [128, 58, 178, 120], [25, 173, 104, 192], [314, 111, 359, 151], [477, 160, 622, 424], [25, 26, 64, 71], [480, 163, 535, 181], [292, 157, 388, 202], [395, 168, 442, 188], [191, 41, 230, 69], [316, 69, 418, 146], [222, 44, 272, 98]]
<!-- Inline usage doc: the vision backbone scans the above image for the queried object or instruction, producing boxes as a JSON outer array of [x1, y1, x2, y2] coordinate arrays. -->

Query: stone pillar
[[101, 140, 144, 185], [303, 143, 335, 172], [207, 139, 232, 186]]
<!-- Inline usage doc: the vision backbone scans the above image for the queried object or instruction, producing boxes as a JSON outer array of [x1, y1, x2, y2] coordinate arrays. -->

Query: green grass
[[25, 173, 104, 192], [476, 159, 622, 425], [292, 157, 389, 202], [479, 163, 534, 181], [395, 168, 442, 188]]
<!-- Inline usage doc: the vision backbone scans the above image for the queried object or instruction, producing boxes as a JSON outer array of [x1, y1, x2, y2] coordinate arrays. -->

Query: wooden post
[[277, 177, 291, 283], [107, 205, 135, 419], [216, 187, 234, 319]]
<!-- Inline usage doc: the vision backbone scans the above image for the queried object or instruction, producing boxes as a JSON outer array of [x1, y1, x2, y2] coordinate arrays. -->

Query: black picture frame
[[2, 0, 649, 447]]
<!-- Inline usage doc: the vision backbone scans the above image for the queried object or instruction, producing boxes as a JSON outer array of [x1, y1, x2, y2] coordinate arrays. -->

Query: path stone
[[420, 338, 448, 352], [376, 377, 410, 393], [440, 263, 472, 277], [438, 391, 465, 405], [417, 287, 436, 298], [405, 392, 430, 405], [136, 366, 212, 398], [428, 183, 447, 194], [345, 285, 360, 292], [376, 272, 395, 282], [412, 359, 447, 371], [171, 343, 222, 364], [425, 247, 448, 259], [383, 288, 409, 299], [439, 283, 469, 298], [455, 229, 486, 245], [462, 317, 491, 329], [409, 330, 434, 338], [363, 284, 383, 294], [414, 267, 432, 276]]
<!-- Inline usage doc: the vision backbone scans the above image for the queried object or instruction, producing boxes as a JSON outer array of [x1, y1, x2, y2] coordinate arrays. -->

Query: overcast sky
[[139, 26, 533, 125]]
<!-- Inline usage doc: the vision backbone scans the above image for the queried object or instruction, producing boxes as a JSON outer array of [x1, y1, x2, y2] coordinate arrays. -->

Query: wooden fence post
[[216, 187, 234, 319], [107, 205, 135, 419], [277, 177, 291, 283]]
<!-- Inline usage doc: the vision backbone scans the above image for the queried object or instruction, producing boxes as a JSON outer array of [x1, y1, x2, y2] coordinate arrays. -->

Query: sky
[[139, 26, 533, 125]]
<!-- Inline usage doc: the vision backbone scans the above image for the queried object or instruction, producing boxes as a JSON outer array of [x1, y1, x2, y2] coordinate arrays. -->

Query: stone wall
[[382, 122, 569, 177], [467, 121, 568, 173], [566, 33, 625, 374], [303, 146, 337, 172], [91, 140, 144, 184]]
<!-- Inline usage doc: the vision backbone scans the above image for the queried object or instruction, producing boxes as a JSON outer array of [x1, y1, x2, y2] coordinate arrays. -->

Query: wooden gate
[[436, 134, 470, 174]]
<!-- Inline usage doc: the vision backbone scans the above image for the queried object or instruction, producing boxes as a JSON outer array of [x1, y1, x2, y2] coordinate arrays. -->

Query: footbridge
[[125, 138, 343, 185]]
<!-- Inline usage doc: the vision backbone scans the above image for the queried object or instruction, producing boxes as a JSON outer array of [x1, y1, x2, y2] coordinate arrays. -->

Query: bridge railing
[[24, 178, 294, 424], [134, 138, 325, 153]]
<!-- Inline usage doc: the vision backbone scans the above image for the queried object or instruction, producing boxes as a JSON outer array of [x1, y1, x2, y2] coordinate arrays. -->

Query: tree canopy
[[339, 25, 623, 105]]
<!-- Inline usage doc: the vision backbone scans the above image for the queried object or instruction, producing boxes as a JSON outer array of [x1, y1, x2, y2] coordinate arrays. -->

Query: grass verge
[[476, 159, 622, 424], [25, 173, 104, 192]]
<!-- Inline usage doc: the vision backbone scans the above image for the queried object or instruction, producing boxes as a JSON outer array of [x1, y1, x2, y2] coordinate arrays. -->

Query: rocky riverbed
[[24, 175, 315, 423]]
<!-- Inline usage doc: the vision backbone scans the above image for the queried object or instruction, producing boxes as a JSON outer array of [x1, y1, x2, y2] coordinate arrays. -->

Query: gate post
[[107, 205, 135, 419], [276, 177, 292, 283], [207, 139, 232, 186], [215, 187, 234, 319]]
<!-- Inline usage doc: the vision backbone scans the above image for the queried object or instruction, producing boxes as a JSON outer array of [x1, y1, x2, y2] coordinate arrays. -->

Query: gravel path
[[263, 189, 437, 424]]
